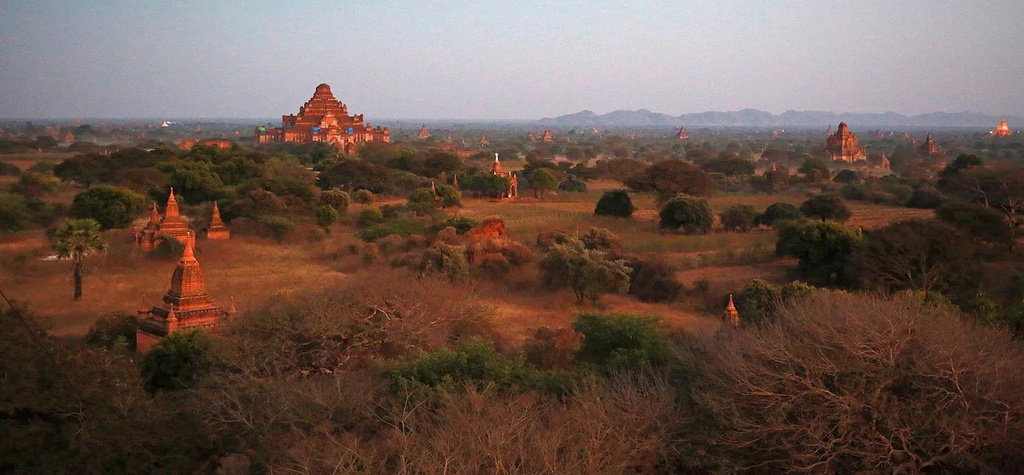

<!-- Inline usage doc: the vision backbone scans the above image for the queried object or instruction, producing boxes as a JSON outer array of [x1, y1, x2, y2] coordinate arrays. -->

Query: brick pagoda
[[677, 126, 689, 139], [540, 130, 555, 142], [917, 134, 944, 156], [825, 122, 867, 162], [491, 153, 519, 199], [135, 188, 192, 248], [136, 233, 234, 352], [417, 124, 431, 139], [206, 202, 230, 240], [254, 83, 390, 154]]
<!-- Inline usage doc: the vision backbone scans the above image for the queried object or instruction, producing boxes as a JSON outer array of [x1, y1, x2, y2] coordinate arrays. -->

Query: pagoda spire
[[147, 202, 160, 226], [724, 294, 740, 329], [165, 187, 180, 218]]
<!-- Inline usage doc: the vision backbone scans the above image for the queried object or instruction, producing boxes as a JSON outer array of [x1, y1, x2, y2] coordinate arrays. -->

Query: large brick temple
[[825, 122, 867, 162], [254, 83, 390, 154], [136, 233, 234, 352]]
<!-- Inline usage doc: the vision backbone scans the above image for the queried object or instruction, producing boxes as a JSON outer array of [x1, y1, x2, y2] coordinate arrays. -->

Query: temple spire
[[165, 187, 180, 218], [724, 294, 740, 329]]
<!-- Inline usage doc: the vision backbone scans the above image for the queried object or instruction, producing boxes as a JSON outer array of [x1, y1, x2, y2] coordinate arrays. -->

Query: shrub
[[935, 200, 1013, 250], [558, 174, 587, 193], [319, 188, 351, 213], [387, 339, 571, 394], [258, 216, 297, 243], [435, 184, 461, 207], [720, 204, 758, 232], [755, 202, 802, 227], [627, 259, 682, 303], [0, 162, 21, 176], [832, 169, 859, 183], [694, 292, 1024, 473], [594, 190, 634, 218], [353, 189, 374, 204], [357, 218, 426, 242], [580, 227, 624, 253], [906, 186, 943, 209], [572, 313, 671, 371], [357, 206, 385, 227], [659, 195, 713, 234], [540, 237, 632, 303], [536, 230, 571, 250], [428, 216, 477, 235], [799, 194, 851, 222], [419, 242, 469, 281], [86, 313, 138, 351], [140, 330, 212, 393], [150, 234, 186, 260], [316, 205, 339, 232], [407, 187, 437, 205], [523, 327, 581, 370], [776, 220, 860, 285]]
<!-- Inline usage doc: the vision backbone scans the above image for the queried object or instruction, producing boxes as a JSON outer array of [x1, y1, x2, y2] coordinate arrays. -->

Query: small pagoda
[[490, 153, 518, 199], [527, 131, 536, 142], [136, 233, 234, 352], [676, 127, 689, 139], [206, 202, 230, 240], [723, 294, 740, 329], [917, 134, 944, 156], [135, 188, 192, 248], [418, 124, 431, 139], [540, 130, 555, 142], [479, 136, 490, 146], [991, 120, 1012, 137]]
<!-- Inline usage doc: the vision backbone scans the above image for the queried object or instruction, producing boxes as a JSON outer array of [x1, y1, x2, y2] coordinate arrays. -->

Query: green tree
[[164, 161, 226, 204], [539, 237, 632, 303], [594, 190, 634, 218], [799, 157, 831, 182], [530, 168, 559, 197], [435, 184, 461, 208], [10, 171, 60, 198], [776, 220, 860, 285], [720, 204, 759, 232], [701, 156, 756, 176], [572, 313, 671, 370], [353, 189, 375, 204], [68, 185, 146, 230], [50, 218, 107, 300], [659, 195, 714, 234], [626, 160, 716, 203], [832, 169, 860, 183], [0, 193, 34, 233], [407, 187, 437, 205], [558, 174, 587, 193], [800, 194, 852, 222], [319, 188, 351, 213], [936, 200, 1014, 251], [316, 205, 339, 233], [140, 330, 212, 393], [755, 202, 803, 226], [258, 216, 296, 243]]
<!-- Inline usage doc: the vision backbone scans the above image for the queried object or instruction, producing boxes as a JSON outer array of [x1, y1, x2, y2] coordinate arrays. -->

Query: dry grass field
[[0, 186, 935, 342]]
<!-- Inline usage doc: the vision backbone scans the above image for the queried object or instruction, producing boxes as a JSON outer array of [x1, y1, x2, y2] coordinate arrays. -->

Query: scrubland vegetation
[[3, 124, 1024, 472]]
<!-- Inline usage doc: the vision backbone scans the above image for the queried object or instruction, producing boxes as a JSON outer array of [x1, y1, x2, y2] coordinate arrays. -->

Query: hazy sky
[[2, 0, 1022, 119]]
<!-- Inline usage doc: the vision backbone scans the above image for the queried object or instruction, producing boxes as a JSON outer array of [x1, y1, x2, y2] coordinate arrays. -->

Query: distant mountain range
[[536, 109, 1022, 128]]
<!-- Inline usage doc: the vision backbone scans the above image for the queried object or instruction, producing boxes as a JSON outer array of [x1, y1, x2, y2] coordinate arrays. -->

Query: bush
[[407, 187, 437, 205], [140, 330, 212, 393], [353, 189, 374, 204], [776, 220, 860, 285], [659, 195, 713, 234], [86, 313, 138, 351], [258, 216, 296, 243], [572, 313, 671, 371], [523, 327, 581, 370], [419, 242, 469, 281], [319, 188, 351, 213], [906, 186, 943, 209], [720, 204, 758, 232], [387, 339, 571, 394], [627, 259, 682, 303], [755, 202, 802, 227], [0, 162, 21, 176], [357, 218, 426, 242], [150, 234, 186, 260], [428, 216, 477, 235], [68, 185, 146, 230], [832, 169, 859, 183], [694, 292, 1024, 473], [316, 205, 339, 232], [539, 237, 632, 303], [580, 226, 623, 253], [799, 194, 851, 222], [558, 174, 587, 193], [435, 184, 461, 208], [594, 190, 634, 218], [358, 206, 385, 227]]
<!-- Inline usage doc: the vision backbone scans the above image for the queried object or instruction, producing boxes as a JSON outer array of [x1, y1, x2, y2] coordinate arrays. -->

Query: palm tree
[[50, 218, 107, 300]]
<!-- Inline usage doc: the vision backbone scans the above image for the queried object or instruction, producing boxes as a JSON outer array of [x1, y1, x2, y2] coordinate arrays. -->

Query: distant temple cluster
[[178, 138, 232, 151], [825, 122, 867, 162], [135, 188, 229, 248], [254, 83, 390, 154], [991, 120, 1013, 137], [136, 233, 234, 352], [526, 130, 555, 142]]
